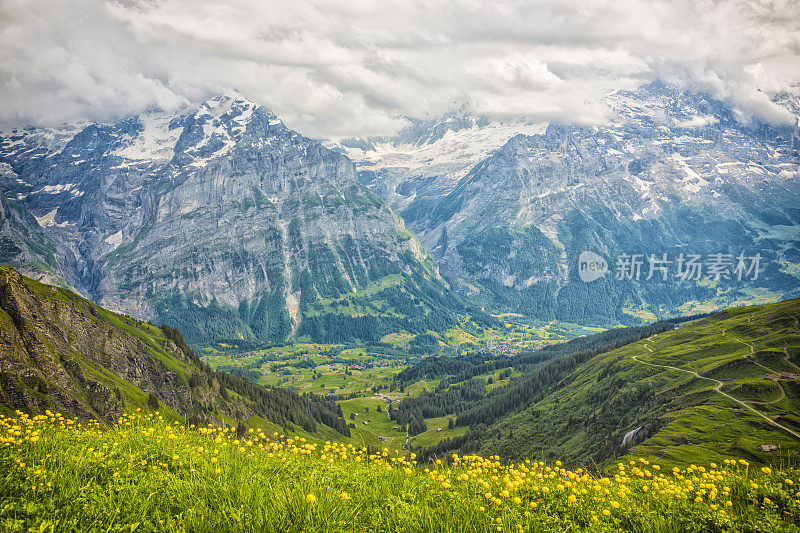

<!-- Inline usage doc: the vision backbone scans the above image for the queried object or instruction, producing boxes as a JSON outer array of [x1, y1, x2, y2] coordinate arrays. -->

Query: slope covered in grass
[[1, 411, 799, 532], [478, 299, 800, 467], [0, 265, 348, 436]]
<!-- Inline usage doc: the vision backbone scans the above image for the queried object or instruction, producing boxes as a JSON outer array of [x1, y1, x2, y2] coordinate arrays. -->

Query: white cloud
[[0, 0, 798, 138]]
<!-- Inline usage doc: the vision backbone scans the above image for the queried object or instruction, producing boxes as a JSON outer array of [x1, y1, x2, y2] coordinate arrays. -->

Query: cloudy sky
[[1, 0, 799, 138]]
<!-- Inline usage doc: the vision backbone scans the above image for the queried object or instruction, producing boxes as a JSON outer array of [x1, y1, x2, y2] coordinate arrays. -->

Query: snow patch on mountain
[[0, 123, 90, 159], [671, 153, 709, 192], [33, 183, 78, 195], [34, 208, 72, 228], [114, 112, 182, 162], [332, 118, 545, 187], [104, 230, 124, 249], [182, 96, 260, 168]]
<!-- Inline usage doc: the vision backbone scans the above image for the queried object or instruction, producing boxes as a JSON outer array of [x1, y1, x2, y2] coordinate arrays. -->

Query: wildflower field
[[1, 411, 798, 532]]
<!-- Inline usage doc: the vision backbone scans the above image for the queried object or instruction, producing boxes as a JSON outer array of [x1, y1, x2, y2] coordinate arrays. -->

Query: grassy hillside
[[478, 299, 800, 467], [383, 318, 686, 456], [0, 265, 348, 437], [1, 411, 798, 532]]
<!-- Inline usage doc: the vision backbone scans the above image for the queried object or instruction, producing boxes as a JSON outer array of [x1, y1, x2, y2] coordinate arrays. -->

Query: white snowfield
[[33, 207, 73, 229]]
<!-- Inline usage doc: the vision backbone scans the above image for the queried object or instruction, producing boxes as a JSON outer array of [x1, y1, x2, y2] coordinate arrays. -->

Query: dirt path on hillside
[[632, 334, 800, 440], [721, 328, 787, 405]]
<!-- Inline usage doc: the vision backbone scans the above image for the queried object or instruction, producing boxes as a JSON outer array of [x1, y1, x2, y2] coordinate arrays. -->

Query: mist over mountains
[[1, 82, 799, 346]]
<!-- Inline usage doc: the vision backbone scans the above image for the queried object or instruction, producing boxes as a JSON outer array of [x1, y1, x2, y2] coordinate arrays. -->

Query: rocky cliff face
[[0, 265, 187, 420], [0, 265, 348, 433], [0, 163, 59, 282], [0, 96, 460, 346], [342, 82, 800, 324]]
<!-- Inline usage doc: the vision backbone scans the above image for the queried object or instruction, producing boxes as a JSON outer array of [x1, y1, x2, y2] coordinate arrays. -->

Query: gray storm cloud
[[1, 0, 798, 138]]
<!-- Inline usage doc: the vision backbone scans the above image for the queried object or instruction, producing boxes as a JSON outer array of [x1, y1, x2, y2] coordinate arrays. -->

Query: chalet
[[758, 444, 778, 452], [779, 372, 798, 379], [764, 374, 780, 381]]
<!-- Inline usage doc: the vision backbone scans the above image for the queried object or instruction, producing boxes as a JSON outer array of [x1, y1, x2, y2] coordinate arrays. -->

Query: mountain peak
[[196, 93, 272, 119], [394, 112, 491, 146], [0, 92, 461, 348], [604, 81, 738, 129], [114, 94, 286, 165]]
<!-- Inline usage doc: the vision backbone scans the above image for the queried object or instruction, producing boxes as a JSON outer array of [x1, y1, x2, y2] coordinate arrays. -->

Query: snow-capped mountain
[[340, 82, 800, 323], [0, 95, 463, 346], [327, 112, 544, 222], [3, 83, 798, 334]]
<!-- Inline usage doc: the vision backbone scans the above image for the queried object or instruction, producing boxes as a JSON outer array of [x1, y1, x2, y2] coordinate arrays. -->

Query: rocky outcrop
[[0, 265, 209, 420]]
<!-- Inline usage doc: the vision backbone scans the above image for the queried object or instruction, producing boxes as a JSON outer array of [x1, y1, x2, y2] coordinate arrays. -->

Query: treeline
[[160, 325, 349, 436], [409, 333, 441, 355], [299, 314, 398, 343], [154, 293, 287, 349], [393, 318, 684, 449], [397, 317, 699, 386], [396, 355, 482, 384], [390, 379, 486, 436], [298, 266, 497, 343], [216, 365, 261, 383]]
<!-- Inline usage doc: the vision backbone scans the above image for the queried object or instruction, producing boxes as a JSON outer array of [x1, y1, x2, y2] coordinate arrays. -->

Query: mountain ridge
[[0, 96, 468, 348], [402, 297, 800, 467], [341, 82, 800, 325]]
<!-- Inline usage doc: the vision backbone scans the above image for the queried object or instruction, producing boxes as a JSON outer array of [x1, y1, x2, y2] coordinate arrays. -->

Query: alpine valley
[[2, 82, 800, 532], [1, 81, 800, 451]]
